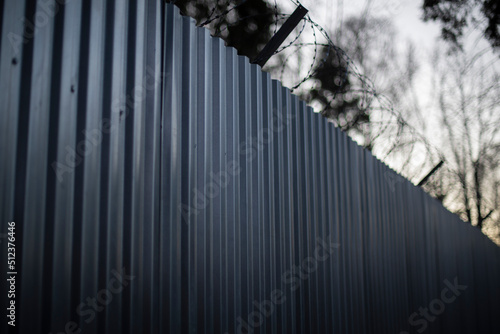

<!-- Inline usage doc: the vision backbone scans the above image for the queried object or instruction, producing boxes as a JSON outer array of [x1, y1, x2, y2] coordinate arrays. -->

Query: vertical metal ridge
[[237, 54, 249, 329], [128, 0, 145, 329], [201, 23, 212, 333], [290, 99, 300, 333], [186, 12, 198, 333], [210, 29, 223, 334], [79, 0, 107, 332], [279, 85, 292, 334], [308, 110, 319, 333], [323, 118, 337, 334], [260, 71, 272, 334], [162, 3, 183, 334], [294, 99, 307, 334], [50, 0, 82, 332], [20, 0, 56, 331], [104, 0, 130, 332], [148, 0, 163, 328], [227, 44, 240, 334], [316, 112, 329, 333]]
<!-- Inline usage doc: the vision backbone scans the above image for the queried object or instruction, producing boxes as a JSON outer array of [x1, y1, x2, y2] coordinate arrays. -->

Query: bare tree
[[306, 14, 413, 150], [421, 46, 500, 236]]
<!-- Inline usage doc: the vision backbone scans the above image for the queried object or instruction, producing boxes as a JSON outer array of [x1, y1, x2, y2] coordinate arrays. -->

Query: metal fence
[[1, 1, 499, 333]]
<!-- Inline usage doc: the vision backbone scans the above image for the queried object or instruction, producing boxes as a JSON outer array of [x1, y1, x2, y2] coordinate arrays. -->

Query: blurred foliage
[[307, 48, 370, 140], [306, 15, 405, 150], [169, 0, 277, 60], [422, 0, 500, 51]]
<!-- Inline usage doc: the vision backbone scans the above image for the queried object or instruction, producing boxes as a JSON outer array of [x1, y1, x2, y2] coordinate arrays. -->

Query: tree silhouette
[[422, 0, 500, 51], [169, 0, 277, 60], [306, 15, 408, 150]]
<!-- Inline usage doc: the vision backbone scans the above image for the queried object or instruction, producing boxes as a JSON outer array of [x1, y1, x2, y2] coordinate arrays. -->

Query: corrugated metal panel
[[1, 2, 500, 333], [1, 0, 163, 333]]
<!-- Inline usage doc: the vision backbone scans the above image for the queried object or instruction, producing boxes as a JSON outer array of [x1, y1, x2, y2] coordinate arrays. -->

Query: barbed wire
[[171, 0, 455, 184], [171, 0, 500, 237]]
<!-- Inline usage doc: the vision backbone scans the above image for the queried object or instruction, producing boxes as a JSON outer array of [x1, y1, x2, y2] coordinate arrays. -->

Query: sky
[[272, 0, 444, 109], [277, 0, 442, 52]]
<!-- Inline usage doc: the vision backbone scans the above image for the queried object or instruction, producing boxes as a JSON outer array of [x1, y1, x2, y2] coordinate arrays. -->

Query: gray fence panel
[[0, 0, 163, 333], [1, 1, 500, 334]]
